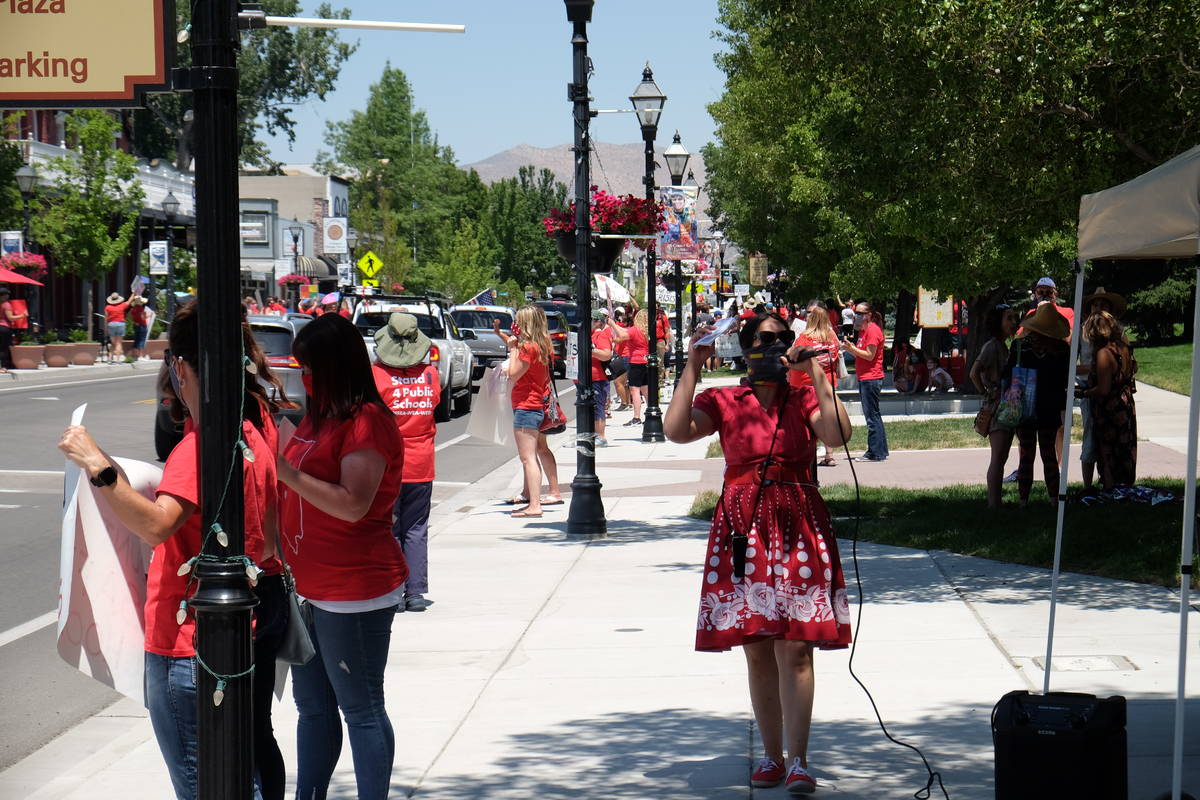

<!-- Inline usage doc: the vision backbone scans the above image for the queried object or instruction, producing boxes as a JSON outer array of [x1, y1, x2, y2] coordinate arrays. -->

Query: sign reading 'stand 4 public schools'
[[0, 0, 174, 108]]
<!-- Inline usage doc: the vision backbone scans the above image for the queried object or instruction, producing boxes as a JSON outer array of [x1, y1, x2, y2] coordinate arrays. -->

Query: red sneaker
[[785, 759, 817, 794], [750, 757, 785, 788]]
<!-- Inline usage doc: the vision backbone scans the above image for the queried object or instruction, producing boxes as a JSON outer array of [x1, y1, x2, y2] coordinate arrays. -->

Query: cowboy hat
[[374, 312, 431, 369], [130, 295, 147, 306], [742, 296, 760, 309], [106, 293, 125, 305], [1020, 303, 1071, 340], [1083, 286, 1127, 318]]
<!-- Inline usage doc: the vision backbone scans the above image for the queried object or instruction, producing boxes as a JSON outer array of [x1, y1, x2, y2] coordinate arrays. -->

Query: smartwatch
[[89, 466, 118, 488]]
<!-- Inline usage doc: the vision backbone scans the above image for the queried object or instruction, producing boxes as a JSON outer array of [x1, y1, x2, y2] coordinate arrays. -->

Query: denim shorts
[[513, 408, 544, 430], [107, 321, 126, 339]]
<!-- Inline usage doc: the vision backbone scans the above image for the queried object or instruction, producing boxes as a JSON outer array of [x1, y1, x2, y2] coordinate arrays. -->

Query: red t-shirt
[[614, 323, 632, 357], [591, 326, 614, 382], [827, 308, 840, 329], [0, 301, 12, 329], [854, 322, 885, 381], [279, 403, 408, 602], [130, 305, 148, 326], [104, 302, 129, 323], [788, 334, 839, 388], [626, 326, 649, 365], [1025, 304, 1075, 337], [145, 419, 278, 657], [655, 314, 670, 341], [373, 363, 440, 483], [739, 308, 757, 320], [510, 341, 550, 411], [693, 380, 820, 468], [267, 303, 286, 314]]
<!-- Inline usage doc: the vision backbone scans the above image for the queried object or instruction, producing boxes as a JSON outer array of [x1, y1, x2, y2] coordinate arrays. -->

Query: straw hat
[[1020, 303, 1071, 340], [130, 295, 147, 307], [106, 292, 125, 305], [1083, 286, 1127, 318], [373, 313, 431, 369]]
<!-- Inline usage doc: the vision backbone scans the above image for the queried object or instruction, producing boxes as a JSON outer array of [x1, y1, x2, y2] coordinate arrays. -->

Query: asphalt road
[[0, 371, 575, 771]]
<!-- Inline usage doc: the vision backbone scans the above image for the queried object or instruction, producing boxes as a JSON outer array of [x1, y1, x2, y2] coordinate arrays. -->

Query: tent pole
[[1042, 259, 1087, 694], [1171, 261, 1200, 800]]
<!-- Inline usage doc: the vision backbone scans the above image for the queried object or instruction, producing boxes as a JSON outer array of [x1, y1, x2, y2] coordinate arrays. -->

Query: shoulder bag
[[539, 377, 568, 434], [274, 543, 316, 666], [996, 342, 1038, 428]]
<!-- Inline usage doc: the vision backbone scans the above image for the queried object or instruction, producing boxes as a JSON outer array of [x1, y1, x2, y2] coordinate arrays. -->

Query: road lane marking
[[29, 396, 60, 401], [0, 469, 64, 475], [0, 372, 155, 393], [0, 611, 56, 648], [433, 481, 470, 487], [434, 434, 469, 452], [0, 503, 20, 509], [133, 398, 156, 404]]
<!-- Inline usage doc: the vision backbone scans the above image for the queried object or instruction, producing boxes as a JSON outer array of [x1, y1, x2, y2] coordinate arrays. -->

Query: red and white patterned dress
[[692, 380, 852, 652]]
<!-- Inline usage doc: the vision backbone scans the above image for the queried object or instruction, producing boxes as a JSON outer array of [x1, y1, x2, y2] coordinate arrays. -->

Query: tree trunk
[[965, 287, 1010, 377], [893, 288, 917, 349]]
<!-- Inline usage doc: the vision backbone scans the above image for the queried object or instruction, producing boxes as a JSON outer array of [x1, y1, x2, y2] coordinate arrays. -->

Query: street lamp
[[162, 191, 180, 320], [714, 231, 727, 311], [685, 170, 700, 335], [630, 63, 666, 443], [287, 225, 303, 310], [15, 163, 39, 327], [663, 131, 690, 383], [563, 0, 605, 537]]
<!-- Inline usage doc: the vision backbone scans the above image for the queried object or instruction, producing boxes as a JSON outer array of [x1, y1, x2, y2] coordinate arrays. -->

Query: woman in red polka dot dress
[[665, 311, 853, 795]]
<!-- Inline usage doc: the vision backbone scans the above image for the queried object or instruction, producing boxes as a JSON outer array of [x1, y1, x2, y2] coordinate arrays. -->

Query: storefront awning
[[295, 255, 336, 277]]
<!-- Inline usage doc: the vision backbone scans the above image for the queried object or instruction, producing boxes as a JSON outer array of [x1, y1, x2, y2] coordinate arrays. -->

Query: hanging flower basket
[[553, 232, 625, 274], [276, 272, 309, 286], [543, 188, 663, 272], [0, 251, 48, 280]]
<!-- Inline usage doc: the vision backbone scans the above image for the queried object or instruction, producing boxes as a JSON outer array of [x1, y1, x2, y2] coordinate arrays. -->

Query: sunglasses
[[163, 349, 183, 399], [755, 329, 795, 347]]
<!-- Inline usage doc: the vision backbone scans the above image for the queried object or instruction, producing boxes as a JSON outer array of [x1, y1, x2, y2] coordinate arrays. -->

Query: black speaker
[[992, 690, 1127, 800]]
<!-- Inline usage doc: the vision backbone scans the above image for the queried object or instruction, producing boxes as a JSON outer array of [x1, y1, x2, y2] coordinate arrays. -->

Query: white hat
[[1035, 276, 1056, 289]]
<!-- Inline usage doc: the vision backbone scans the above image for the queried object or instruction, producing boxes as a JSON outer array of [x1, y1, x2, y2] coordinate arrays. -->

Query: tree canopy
[[703, 0, 1200, 303]]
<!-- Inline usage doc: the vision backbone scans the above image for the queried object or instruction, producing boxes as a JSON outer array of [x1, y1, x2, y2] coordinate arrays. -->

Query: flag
[[465, 288, 495, 306]]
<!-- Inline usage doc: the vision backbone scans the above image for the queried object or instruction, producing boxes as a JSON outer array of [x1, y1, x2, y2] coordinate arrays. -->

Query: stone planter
[[10, 344, 43, 370], [43, 343, 75, 367], [72, 343, 101, 366], [145, 339, 169, 359]]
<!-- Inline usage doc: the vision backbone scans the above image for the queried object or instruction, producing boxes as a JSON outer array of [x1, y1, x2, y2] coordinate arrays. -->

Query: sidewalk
[[2, 376, 1197, 799], [0, 358, 161, 388]]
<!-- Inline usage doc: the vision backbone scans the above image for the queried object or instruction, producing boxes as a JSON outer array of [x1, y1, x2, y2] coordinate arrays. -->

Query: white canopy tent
[[1058, 144, 1200, 800]]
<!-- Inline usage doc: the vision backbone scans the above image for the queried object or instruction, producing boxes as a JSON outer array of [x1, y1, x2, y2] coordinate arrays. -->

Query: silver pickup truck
[[449, 304, 514, 380], [351, 296, 477, 422]]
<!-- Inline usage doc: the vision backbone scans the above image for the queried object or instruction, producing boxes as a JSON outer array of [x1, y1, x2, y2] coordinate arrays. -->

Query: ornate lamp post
[[662, 131, 690, 382], [564, 0, 605, 536], [630, 63, 666, 443], [161, 191, 180, 320], [287, 225, 303, 310], [15, 162, 40, 326], [684, 169, 700, 333], [345, 228, 359, 292], [714, 231, 727, 312]]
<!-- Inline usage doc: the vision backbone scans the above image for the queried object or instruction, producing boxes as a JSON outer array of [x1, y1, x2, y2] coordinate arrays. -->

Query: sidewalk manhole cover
[[1032, 655, 1136, 672]]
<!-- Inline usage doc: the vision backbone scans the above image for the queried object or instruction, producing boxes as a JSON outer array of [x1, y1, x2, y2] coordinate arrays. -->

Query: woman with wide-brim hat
[[104, 292, 130, 363], [1001, 304, 1071, 507], [370, 312, 441, 612], [1078, 310, 1138, 491]]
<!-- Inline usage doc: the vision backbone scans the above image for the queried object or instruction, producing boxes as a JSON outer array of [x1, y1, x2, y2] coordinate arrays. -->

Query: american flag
[[465, 288, 495, 306]]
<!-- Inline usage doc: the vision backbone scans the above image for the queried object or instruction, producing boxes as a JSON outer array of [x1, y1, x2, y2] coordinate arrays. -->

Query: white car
[[351, 296, 477, 422]]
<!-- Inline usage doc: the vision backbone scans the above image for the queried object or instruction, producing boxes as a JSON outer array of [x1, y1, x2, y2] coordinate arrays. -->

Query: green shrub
[[40, 330, 59, 344], [68, 328, 90, 343]]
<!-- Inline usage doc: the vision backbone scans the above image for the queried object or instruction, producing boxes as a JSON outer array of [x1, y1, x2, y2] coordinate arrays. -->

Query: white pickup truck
[[351, 296, 477, 422]]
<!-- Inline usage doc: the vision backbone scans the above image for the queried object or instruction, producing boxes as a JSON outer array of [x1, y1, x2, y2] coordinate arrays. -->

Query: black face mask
[[746, 341, 790, 383]]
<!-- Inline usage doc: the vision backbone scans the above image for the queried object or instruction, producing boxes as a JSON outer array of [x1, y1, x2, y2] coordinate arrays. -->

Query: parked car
[[544, 309, 570, 378], [153, 314, 311, 461], [449, 304, 515, 380], [351, 295, 476, 422], [534, 297, 581, 332]]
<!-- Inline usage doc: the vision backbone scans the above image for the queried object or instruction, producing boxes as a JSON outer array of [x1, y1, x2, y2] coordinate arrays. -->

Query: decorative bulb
[[176, 602, 187, 625], [177, 560, 192, 577], [240, 440, 256, 463], [217, 530, 229, 548], [213, 680, 226, 707]]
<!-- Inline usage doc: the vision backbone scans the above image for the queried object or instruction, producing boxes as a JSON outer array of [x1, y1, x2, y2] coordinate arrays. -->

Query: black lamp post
[[162, 191, 180, 321], [564, 0, 605, 536], [15, 162, 40, 327], [685, 169, 700, 334], [714, 231, 727, 312], [630, 63, 666, 443], [663, 131, 690, 382], [287, 225, 303, 310], [345, 228, 359, 293]]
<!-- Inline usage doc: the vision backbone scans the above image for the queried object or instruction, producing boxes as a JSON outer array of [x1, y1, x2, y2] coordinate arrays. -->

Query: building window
[[240, 212, 270, 246]]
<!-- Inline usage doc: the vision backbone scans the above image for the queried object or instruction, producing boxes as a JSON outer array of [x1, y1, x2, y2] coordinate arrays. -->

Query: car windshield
[[451, 310, 512, 329], [250, 327, 294, 356], [355, 312, 444, 339], [541, 302, 579, 327], [545, 315, 565, 332]]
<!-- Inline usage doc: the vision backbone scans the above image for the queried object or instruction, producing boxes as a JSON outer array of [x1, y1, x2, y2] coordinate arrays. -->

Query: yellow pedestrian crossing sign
[[357, 251, 384, 277], [361, 279, 380, 287]]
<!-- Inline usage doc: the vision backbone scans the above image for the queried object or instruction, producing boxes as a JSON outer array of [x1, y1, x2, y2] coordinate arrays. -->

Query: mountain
[[463, 142, 710, 214]]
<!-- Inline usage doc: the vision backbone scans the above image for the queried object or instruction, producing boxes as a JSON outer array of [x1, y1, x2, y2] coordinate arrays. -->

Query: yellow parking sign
[[357, 251, 384, 277]]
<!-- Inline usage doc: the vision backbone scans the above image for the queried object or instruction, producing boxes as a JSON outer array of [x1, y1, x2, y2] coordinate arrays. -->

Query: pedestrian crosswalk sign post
[[357, 251, 384, 277], [361, 279, 380, 288]]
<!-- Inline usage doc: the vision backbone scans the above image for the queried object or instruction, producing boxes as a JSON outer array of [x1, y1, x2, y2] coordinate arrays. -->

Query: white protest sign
[[565, 332, 579, 381]]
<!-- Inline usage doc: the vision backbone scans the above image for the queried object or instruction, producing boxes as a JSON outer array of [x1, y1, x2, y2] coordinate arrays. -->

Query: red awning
[[0, 267, 43, 285]]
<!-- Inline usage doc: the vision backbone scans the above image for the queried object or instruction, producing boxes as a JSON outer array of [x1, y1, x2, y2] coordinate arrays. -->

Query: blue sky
[[264, 1, 728, 167]]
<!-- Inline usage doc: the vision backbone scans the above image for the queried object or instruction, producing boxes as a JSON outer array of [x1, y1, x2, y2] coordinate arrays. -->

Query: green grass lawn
[[1134, 342, 1192, 395], [705, 415, 1081, 457], [689, 480, 1191, 588]]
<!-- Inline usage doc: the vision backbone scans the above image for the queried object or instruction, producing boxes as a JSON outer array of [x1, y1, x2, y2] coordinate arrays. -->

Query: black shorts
[[627, 363, 648, 387]]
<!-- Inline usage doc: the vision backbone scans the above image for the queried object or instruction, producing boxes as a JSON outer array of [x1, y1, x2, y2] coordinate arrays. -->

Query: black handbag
[[274, 548, 316, 666], [603, 355, 628, 381]]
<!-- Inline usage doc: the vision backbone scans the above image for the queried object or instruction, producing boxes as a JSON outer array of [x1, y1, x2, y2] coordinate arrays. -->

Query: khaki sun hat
[[106, 292, 125, 305], [374, 312, 432, 369], [1020, 302, 1071, 340], [130, 295, 147, 307], [1083, 286, 1127, 318]]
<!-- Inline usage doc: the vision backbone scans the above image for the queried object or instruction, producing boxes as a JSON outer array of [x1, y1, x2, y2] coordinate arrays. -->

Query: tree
[[409, 221, 497, 303], [133, 0, 356, 168], [0, 115, 25, 231], [33, 111, 144, 336], [483, 166, 572, 291], [705, 0, 1200, 353]]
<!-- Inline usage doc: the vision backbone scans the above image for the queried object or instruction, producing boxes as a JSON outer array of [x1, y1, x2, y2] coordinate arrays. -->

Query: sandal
[[541, 495, 564, 505], [511, 509, 543, 518], [503, 496, 530, 505], [818, 457, 837, 467]]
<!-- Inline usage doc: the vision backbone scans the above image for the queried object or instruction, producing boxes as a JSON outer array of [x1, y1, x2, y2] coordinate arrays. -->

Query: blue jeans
[[392, 481, 431, 595], [292, 605, 397, 800], [145, 653, 198, 800], [858, 378, 889, 458]]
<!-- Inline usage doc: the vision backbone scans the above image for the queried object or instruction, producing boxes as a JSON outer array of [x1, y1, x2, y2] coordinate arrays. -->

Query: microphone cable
[[840, 437, 950, 800]]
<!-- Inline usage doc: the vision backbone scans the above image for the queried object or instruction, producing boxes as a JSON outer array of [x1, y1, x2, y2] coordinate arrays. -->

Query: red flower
[[542, 189, 663, 245], [276, 273, 309, 286], [0, 251, 48, 279]]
